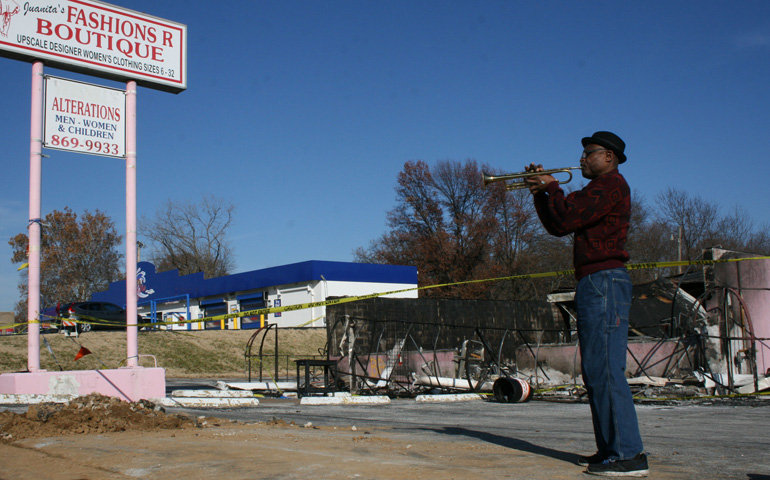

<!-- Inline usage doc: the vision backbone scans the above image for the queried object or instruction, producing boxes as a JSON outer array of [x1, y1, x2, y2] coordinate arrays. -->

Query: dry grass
[[0, 328, 327, 379]]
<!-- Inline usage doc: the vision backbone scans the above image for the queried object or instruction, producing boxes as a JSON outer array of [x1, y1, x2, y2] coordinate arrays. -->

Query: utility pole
[[678, 225, 683, 275]]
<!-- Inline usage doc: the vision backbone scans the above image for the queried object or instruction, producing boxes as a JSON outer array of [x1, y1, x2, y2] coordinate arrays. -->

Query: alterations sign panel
[[44, 76, 126, 158], [0, 0, 186, 93]]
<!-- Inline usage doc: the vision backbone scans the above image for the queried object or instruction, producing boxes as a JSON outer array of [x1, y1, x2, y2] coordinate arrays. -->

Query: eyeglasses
[[581, 148, 608, 159]]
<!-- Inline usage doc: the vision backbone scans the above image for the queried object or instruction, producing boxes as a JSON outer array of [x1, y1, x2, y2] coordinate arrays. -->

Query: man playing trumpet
[[524, 131, 648, 477]]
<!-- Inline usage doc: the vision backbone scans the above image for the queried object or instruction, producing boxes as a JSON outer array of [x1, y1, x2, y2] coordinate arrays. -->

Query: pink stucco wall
[[0, 368, 166, 401], [713, 256, 770, 375]]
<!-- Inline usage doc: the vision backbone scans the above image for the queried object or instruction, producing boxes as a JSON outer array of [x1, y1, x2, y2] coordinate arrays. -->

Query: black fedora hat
[[581, 131, 627, 164]]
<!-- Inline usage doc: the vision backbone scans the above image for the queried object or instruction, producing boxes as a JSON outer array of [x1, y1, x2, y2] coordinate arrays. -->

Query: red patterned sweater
[[533, 168, 631, 280]]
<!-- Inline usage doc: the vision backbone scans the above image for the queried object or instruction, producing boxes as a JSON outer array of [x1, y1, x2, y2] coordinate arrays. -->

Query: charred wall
[[326, 297, 563, 362]]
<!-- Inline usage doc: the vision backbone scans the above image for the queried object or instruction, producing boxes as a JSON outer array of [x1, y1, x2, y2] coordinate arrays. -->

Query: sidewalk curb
[[300, 395, 391, 405], [415, 393, 485, 402], [153, 396, 261, 408], [0, 393, 77, 404], [0, 392, 491, 407]]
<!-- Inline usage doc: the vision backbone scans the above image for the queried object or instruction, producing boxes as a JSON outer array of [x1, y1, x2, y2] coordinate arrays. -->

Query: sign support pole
[[1, 72, 166, 397], [0, 0, 177, 400], [27, 61, 44, 372], [126, 81, 139, 368]]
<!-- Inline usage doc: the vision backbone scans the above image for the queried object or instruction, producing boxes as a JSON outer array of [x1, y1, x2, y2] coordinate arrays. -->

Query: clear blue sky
[[2, 1, 769, 312]]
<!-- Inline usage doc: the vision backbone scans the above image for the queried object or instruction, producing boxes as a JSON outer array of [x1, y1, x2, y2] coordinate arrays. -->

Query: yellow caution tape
[[296, 315, 325, 328], [8, 255, 770, 331]]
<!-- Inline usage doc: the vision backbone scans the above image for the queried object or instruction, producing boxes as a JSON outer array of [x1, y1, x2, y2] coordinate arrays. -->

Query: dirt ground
[[0, 394, 542, 480], [1, 331, 561, 479], [4, 393, 770, 479]]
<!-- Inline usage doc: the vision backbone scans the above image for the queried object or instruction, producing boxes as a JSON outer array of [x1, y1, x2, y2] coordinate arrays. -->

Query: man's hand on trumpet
[[524, 163, 556, 194]]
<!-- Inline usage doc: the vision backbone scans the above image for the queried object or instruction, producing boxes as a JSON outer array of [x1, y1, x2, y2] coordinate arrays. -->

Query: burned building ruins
[[320, 248, 770, 399]]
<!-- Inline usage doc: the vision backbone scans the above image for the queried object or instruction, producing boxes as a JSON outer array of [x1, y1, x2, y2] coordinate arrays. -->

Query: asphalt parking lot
[[2, 379, 769, 479], [160, 379, 770, 480]]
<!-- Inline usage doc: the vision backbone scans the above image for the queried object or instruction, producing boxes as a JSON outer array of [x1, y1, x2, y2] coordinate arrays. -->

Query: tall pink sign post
[[0, 0, 186, 401], [125, 80, 139, 368], [27, 61, 44, 372]]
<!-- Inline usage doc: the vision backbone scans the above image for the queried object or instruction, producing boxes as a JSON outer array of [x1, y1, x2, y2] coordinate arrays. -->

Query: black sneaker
[[578, 452, 605, 466], [585, 453, 649, 477]]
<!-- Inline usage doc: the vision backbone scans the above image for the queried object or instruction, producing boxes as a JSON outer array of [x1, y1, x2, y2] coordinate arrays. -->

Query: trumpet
[[482, 166, 582, 191]]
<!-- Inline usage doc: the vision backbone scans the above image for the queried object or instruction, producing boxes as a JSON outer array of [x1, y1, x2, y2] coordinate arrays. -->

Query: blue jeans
[[576, 268, 644, 460]]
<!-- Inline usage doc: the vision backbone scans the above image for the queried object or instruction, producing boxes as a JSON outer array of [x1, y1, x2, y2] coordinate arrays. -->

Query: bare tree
[[655, 187, 722, 261], [355, 159, 556, 300], [359, 168, 770, 302], [625, 191, 676, 282], [654, 188, 770, 260], [356, 159, 505, 299], [707, 207, 770, 255], [142, 195, 235, 278]]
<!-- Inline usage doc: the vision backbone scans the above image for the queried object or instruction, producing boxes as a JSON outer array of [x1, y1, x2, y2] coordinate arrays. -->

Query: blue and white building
[[91, 260, 418, 330]]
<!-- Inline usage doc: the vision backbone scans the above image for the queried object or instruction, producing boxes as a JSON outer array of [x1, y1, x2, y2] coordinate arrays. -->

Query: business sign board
[[43, 75, 126, 157], [0, 0, 186, 93]]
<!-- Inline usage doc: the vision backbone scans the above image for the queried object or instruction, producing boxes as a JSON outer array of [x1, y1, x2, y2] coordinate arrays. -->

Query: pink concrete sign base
[[0, 367, 166, 402]]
